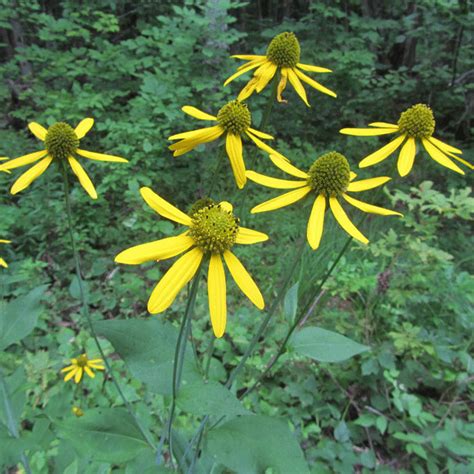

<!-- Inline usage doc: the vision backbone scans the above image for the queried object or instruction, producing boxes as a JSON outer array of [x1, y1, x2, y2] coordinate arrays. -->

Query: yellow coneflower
[[168, 101, 287, 189], [0, 119, 128, 198], [115, 188, 267, 338], [224, 32, 336, 106], [247, 151, 402, 249], [340, 104, 472, 176], [0, 239, 11, 268], [61, 354, 105, 384]]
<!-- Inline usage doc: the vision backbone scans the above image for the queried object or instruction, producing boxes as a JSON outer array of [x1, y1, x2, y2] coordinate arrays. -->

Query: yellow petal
[[368, 122, 399, 128], [67, 157, 97, 199], [115, 232, 194, 264], [76, 149, 128, 163], [307, 194, 326, 250], [422, 138, 464, 175], [0, 150, 48, 171], [226, 133, 246, 189], [294, 68, 337, 98], [235, 227, 269, 245], [0, 258, 7, 268], [350, 171, 357, 181], [443, 153, 474, 170], [11, 156, 53, 195], [231, 54, 266, 60], [359, 135, 406, 168], [251, 186, 311, 214], [277, 68, 288, 102], [268, 154, 308, 178], [28, 122, 47, 141], [74, 118, 94, 139], [255, 62, 278, 93], [342, 194, 402, 216], [347, 176, 391, 192], [140, 187, 192, 226], [246, 170, 306, 189], [182, 106, 217, 121], [169, 126, 224, 154], [428, 136, 462, 155], [84, 366, 95, 378], [88, 358, 104, 364], [74, 368, 83, 384], [208, 254, 227, 338], [340, 128, 398, 136], [247, 127, 273, 140], [223, 250, 264, 309], [60, 365, 76, 373], [0, 240, 11, 244], [287, 68, 310, 106], [297, 63, 332, 73], [329, 197, 368, 244], [224, 59, 267, 86], [169, 125, 223, 141], [237, 76, 259, 101], [64, 368, 77, 382], [397, 137, 416, 177], [245, 132, 289, 163], [219, 201, 233, 212], [88, 363, 105, 370], [147, 247, 203, 313]]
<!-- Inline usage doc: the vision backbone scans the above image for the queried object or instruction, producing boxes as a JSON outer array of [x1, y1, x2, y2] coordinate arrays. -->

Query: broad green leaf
[[94, 319, 201, 394], [0, 426, 25, 468], [204, 415, 309, 474], [283, 282, 299, 322], [290, 327, 370, 362], [0, 285, 48, 350], [0, 367, 26, 433]]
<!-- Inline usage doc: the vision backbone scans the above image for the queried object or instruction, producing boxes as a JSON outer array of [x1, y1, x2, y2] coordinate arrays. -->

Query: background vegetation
[[0, 0, 472, 472]]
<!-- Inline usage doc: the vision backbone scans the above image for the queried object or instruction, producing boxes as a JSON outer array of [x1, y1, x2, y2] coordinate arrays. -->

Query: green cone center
[[45, 122, 79, 160], [189, 203, 239, 253], [307, 152, 351, 197], [266, 32, 301, 68], [217, 100, 251, 135], [76, 355, 89, 368], [397, 104, 435, 139]]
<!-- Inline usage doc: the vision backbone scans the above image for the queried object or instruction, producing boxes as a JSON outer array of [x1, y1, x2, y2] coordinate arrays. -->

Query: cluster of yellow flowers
[[0, 32, 470, 354]]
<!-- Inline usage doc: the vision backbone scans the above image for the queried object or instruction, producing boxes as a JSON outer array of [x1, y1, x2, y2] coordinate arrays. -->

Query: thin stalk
[[60, 165, 155, 451]]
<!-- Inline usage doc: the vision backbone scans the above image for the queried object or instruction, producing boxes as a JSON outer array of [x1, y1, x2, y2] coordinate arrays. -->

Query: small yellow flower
[[0, 239, 11, 268], [339, 104, 472, 176], [247, 151, 402, 249], [61, 354, 105, 384], [224, 32, 336, 106], [168, 101, 286, 189], [115, 188, 268, 338], [0, 119, 128, 199], [72, 406, 84, 417]]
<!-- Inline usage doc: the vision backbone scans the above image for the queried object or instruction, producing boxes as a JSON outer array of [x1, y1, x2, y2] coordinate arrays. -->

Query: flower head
[[0, 119, 128, 198], [61, 353, 105, 384], [0, 239, 11, 268], [168, 101, 286, 189], [339, 104, 472, 176], [247, 152, 402, 249], [115, 188, 268, 338], [224, 31, 336, 106], [72, 406, 84, 417]]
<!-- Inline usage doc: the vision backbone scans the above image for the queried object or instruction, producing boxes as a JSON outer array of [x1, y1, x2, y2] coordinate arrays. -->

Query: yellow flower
[[115, 188, 268, 338], [0, 119, 128, 199], [247, 151, 402, 249], [224, 32, 336, 106], [61, 353, 105, 383], [0, 239, 11, 268], [168, 101, 287, 189], [72, 406, 84, 417], [340, 104, 472, 176]]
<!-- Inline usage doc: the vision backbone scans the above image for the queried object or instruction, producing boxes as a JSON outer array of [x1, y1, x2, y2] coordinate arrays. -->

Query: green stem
[[60, 165, 155, 451], [208, 145, 226, 198]]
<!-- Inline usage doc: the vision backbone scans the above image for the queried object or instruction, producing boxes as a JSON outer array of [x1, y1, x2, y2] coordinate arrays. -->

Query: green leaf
[[0, 285, 48, 350], [283, 282, 299, 322], [376, 416, 388, 434], [290, 327, 370, 363], [56, 408, 151, 463], [94, 319, 201, 395], [203, 415, 309, 474], [177, 381, 248, 419]]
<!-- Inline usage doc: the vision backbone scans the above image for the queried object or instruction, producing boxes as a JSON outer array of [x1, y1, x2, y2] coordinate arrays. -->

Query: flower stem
[[60, 164, 155, 451]]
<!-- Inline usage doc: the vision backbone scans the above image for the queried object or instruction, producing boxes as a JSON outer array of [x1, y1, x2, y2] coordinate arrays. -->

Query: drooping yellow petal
[[368, 122, 399, 129], [235, 227, 269, 245], [60, 365, 76, 373], [297, 63, 332, 73], [251, 186, 311, 214], [140, 187, 192, 226], [443, 152, 474, 170], [147, 247, 203, 313], [307, 194, 326, 250], [359, 135, 406, 168], [115, 232, 194, 264], [421, 138, 464, 175], [0, 150, 47, 171], [224, 59, 267, 86], [0, 240, 11, 244], [0, 258, 7, 268], [169, 125, 223, 141], [329, 197, 368, 244], [11, 156, 53, 195], [74, 368, 83, 384], [340, 127, 398, 136], [84, 366, 95, 378], [294, 68, 337, 98], [245, 132, 289, 163], [76, 149, 128, 163], [226, 133, 246, 189], [277, 68, 288, 102], [247, 127, 273, 140], [342, 194, 402, 216], [169, 127, 224, 155], [223, 250, 264, 309], [238, 76, 259, 102], [67, 156, 98, 200], [347, 176, 391, 192], [246, 170, 306, 189], [255, 62, 278, 93], [428, 136, 462, 155], [268, 154, 308, 178], [397, 137, 416, 177], [208, 254, 227, 338], [182, 106, 217, 121], [287, 68, 310, 106], [74, 118, 94, 139], [28, 122, 47, 141], [64, 368, 77, 382]]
